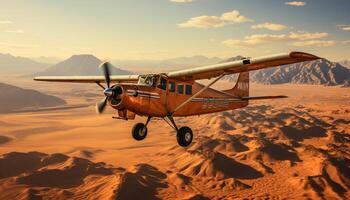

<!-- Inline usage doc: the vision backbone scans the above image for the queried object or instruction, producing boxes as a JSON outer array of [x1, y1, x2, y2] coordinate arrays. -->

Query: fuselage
[[108, 78, 248, 118]]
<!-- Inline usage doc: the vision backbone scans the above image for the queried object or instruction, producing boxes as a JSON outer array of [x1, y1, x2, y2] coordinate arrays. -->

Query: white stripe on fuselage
[[191, 98, 246, 102], [127, 90, 160, 99]]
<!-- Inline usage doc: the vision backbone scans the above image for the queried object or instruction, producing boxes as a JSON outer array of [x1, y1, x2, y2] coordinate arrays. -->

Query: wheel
[[132, 123, 147, 141], [176, 126, 193, 147]]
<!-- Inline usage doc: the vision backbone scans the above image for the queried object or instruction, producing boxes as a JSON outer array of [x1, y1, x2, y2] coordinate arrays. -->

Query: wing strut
[[169, 72, 227, 115]]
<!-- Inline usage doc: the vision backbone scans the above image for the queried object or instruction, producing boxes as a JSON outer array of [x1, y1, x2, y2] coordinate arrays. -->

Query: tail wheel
[[176, 126, 193, 147], [132, 123, 147, 141]]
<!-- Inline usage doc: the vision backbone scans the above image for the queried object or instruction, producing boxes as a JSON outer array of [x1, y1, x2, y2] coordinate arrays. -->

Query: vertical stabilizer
[[222, 72, 249, 97]]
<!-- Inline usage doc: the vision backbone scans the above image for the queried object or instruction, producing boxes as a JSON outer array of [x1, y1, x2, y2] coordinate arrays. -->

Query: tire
[[176, 126, 193, 147], [132, 123, 147, 141]]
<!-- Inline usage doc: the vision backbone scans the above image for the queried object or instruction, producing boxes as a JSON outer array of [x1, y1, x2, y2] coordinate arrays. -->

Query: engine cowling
[[109, 84, 125, 109]]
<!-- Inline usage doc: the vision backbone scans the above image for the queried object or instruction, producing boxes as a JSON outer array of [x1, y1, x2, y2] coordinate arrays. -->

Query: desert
[[0, 74, 349, 199]]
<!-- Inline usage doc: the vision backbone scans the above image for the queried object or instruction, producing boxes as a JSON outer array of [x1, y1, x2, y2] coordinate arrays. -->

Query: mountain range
[[221, 56, 350, 87], [0, 82, 66, 113], [33, 54, 132, 76], [0, 53, 48, 75], [0, 52, 349, 87], [251, 59, 350, 87]]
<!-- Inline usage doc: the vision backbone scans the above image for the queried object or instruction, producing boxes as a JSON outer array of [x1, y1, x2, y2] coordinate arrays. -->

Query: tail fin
[[223, 72, 249, 97]]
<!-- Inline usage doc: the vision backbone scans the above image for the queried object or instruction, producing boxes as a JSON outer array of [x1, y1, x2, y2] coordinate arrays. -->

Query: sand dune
[[0, 84, 349, 199]]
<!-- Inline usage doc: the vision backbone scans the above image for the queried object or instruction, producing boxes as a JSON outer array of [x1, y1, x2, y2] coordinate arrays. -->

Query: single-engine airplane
[[34, 51, 319, 147]]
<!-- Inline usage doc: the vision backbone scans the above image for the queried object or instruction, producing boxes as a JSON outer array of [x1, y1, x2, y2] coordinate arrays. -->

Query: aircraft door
[[166, 80, 177, 111]]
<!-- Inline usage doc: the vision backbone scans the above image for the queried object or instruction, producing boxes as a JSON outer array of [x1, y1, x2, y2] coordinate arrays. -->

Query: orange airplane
[[34, 51, 319, 147]]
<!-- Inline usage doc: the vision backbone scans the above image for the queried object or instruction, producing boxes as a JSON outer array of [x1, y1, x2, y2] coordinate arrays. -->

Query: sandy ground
[[0, 77, 349, 199]]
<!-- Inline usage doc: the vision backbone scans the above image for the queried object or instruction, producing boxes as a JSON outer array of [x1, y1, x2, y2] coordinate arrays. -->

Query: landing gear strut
[[131, 117, 151, 141], [164, 115, 193, 147]]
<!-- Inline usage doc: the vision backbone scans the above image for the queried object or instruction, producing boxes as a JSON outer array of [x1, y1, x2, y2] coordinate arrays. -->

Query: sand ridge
[[0, 82, 349, 199]]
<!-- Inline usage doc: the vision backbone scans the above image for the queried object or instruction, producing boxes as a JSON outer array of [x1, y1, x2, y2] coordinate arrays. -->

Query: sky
[[0, 0, 349, 61]]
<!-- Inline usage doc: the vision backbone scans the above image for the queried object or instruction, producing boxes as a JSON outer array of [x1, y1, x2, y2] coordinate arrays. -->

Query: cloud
[[288, 31, 329, 40], [251, 23, 288, 31], [170, 0, 194, 3], [0, 20, 12, 24], [285, 1, 306, 6], [337, 25, 350, 31], [220, 10, 253, 23], [178, 16, 225, 28], [178, 10, 252, 28], [5, 29, 24, 33], [222, 31, 329, 47], [293, 40, 337, 47]]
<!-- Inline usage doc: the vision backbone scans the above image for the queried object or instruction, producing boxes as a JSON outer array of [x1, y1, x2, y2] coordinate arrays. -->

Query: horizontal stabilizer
[[241, 95, 288, 100]]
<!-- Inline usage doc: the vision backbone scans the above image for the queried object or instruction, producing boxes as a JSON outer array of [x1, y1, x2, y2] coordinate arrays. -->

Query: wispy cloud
[[5, 29, 24, 33], [337, 25, 350, 31], [170, 0, 194, 3], [293, 40, 337, 47], [251, 23, 288, 31], [0, 20, 13, 24], [178, 10, 253, 28], [285, 1, 306, 6], [222, 31, 329, 47]]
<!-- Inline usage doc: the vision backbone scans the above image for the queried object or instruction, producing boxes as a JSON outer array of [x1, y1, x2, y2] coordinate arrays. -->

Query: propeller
[[96, 61, 114, 114], [100, 62, 111, 88]]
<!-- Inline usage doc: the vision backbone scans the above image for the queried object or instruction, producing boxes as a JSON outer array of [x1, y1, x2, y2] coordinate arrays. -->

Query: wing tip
[[289, 51, 321, 60]]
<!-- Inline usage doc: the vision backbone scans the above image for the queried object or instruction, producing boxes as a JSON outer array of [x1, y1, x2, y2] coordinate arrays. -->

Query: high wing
[[167, 51, 319, 81], [34, 75, 139, 83], [34, 51, 319, 83]]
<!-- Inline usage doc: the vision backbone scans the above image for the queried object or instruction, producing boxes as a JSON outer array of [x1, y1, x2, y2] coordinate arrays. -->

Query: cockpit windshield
[[138, 75, 158, 86]]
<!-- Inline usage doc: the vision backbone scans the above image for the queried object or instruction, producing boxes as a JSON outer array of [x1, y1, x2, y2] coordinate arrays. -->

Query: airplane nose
[[103, 88, 115, 97]]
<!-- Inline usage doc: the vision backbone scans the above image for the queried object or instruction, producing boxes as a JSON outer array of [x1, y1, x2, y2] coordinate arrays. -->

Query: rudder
[[222, 72, 249, 97]]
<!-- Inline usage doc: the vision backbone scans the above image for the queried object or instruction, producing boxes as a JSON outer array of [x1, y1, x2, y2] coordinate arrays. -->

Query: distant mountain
[[34, 54, 132, 76], [219, 55, 246, 63], [0, 53, 48, 75], [0, 82, 66, 113], [221, 57, 350, 87], [251, 59, 350, 87], [31, 56, 62, 65], [112, 56, 223, 73]]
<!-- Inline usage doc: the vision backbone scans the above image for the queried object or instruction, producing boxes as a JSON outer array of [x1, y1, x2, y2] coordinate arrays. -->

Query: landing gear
[[164, 115, 193, 147], [132, 123, 147, 140], [131, 115, 193, 147], [176, 126, 193, 147], [131, 117, 151, 141]]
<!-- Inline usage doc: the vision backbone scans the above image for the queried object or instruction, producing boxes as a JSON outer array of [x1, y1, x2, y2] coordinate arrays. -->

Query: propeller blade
[[100, 62, 111, 88], [96, 97, 108, 114]]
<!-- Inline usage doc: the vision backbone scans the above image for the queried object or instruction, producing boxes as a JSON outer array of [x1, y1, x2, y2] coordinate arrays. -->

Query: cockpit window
[[157, 77, 167, 90], [169, 81, 175, 92], [185, 84, 192, 95], [177, 84, 184, 94], [138, 75, 156, 86]]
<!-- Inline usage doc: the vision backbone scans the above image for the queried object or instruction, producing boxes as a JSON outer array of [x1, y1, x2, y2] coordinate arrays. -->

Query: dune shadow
[[115, 164, 168, 200], [211, 153, 263, 180], [16, 157, 113, 188], [260, 141, 301, 162], [0, 135, 12, 145], [280, 126, 327, 142]]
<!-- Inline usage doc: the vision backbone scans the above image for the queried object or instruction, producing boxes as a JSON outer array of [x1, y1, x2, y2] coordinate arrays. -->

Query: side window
[[185, 85, 192, 95], [177, 84, 184, 94], [169, 81, 175, 92], [157, 77, 167, 90]]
